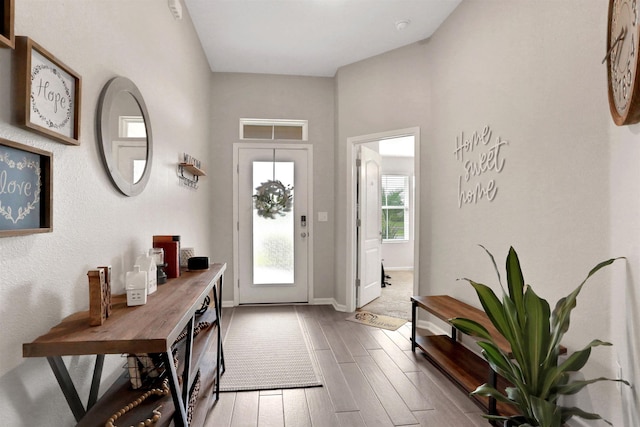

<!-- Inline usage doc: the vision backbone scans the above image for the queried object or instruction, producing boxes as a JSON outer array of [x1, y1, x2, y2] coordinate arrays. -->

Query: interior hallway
[[205, 304, 488, 427]]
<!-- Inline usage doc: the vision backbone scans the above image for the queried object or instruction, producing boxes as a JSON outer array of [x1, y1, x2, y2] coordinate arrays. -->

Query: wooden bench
[[411, 295, 564, 417]]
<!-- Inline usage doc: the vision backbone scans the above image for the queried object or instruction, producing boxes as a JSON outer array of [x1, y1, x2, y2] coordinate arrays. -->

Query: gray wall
[[0, 1, 213, 425], [335, 42, 432, 304], [209, 73, 335, 301], [333, 1, 635, 425]]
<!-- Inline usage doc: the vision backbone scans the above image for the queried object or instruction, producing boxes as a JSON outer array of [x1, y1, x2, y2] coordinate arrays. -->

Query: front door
[[357, 146, 382, 308], [237, 146, 310, 304]]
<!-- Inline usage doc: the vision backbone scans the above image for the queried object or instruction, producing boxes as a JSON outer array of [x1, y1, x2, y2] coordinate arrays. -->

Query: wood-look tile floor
[[204, 305, 490, 427]]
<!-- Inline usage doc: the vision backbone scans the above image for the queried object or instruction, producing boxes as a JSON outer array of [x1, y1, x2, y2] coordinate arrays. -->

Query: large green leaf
[[471, 383, 513, 404], [502, 295, 527, 369], [557, 340, 610, 375], [449, 317, 493, 341], [547, 257, 623, 363], [506, 247, 527, 325], [523, 286, 551, 394], [479, 244, 504, 289], [560, 406, 614, 426], [530, 396, 562, 427], [463, 279, 514, 342], [555, 376, 630, 396], [477, 341, 519, 383]]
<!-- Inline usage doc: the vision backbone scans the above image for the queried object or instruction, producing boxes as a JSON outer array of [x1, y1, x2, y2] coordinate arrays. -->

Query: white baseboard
[[312, 298, 346, 312], [222, 298, 345, 311]]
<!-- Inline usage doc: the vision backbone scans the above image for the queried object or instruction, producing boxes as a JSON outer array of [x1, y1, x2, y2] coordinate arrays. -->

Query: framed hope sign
[[14, 36, 82, 145], [0, 137, 52, 237]]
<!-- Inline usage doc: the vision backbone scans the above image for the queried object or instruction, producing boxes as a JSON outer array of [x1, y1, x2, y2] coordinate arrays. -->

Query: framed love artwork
[[0, 0, 14, 49], [0, 137, 52, 237], [14, 36, 82, 145]]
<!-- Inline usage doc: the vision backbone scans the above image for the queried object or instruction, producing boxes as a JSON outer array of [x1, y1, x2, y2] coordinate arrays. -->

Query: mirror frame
[[97, 76, 153, 197]]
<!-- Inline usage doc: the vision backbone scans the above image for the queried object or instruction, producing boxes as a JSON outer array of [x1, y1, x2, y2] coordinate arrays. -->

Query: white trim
[[345, 127, 421, 312], [232, 142, 314, 306]]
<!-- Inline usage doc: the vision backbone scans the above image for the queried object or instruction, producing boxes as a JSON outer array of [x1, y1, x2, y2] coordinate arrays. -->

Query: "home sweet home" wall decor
[[454, 125, 509, 208]]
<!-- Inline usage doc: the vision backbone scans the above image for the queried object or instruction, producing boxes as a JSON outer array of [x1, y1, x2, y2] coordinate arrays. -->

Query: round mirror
[[97, 76, 152, 196]]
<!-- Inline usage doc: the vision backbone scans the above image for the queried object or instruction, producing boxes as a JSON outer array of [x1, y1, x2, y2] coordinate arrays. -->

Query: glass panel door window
[[382, 175, 409, 241], [252, 161, 294, 284]]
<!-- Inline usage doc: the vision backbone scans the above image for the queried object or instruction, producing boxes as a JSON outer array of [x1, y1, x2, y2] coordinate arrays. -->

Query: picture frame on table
[[0, 137, 53, 237], [14, 36, 82, 145], [0, 0, 15, 49]]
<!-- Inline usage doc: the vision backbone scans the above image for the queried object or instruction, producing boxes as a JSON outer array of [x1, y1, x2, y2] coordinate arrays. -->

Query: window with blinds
[[382, 175, 410, 241], [240, 119, 308, 141]]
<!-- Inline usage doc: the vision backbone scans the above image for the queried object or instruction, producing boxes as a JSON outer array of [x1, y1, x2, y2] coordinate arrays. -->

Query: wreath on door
[[253, 180, 293, 219]]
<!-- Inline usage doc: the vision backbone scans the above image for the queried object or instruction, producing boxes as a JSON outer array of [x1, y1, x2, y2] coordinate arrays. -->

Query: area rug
[[219, 305, 322, 392], [361, 270, 414, 320], [346, 310, 407, 331]]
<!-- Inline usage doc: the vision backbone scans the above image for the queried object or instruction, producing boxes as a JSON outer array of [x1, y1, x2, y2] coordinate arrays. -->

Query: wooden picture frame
[[14, 36, 82, 145], [0, 137, 53, 237], [0, 0, 15, 49]]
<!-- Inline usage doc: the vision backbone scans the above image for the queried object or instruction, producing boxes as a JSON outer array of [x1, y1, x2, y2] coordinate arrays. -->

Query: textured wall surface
[[0, 1, 212, 425]]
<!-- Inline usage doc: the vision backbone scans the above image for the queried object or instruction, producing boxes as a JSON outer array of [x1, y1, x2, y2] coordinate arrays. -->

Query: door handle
[[301, 232, 307, 238]]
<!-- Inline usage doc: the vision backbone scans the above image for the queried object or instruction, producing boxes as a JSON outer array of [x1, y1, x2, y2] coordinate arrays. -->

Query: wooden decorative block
[[87, 269, 107, 326], [97, 265, 112, 317]]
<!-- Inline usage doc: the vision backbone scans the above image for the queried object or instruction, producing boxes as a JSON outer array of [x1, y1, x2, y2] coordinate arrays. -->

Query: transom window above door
[[240, 118, 308, 141]]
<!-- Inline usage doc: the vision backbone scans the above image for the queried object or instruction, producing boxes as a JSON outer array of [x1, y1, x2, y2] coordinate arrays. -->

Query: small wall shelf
[[177, 153, 205, 189], [179, 163, 206, 177]]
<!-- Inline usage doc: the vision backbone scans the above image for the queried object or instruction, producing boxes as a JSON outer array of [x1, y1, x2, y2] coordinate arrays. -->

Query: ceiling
[[183, 0, 462, 77]]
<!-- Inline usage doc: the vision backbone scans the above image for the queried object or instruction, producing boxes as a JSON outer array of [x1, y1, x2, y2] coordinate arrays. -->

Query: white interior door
[[357, 146, 382, 308], [237, 147, 309, 304]]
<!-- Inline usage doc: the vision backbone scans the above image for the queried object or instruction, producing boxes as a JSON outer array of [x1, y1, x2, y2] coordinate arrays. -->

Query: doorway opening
[[345, 127, 420, 317]]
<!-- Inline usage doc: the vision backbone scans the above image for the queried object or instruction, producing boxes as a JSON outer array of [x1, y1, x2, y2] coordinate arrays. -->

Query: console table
[[23, 263, 226, 427]]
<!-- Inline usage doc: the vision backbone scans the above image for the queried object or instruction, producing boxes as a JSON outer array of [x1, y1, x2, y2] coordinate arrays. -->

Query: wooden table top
[[23, 263, 226, 358]]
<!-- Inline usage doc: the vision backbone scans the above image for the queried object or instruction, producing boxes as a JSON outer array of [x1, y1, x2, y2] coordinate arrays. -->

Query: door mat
[[219, 305, 323, 392], [345, 310, 407, 331]]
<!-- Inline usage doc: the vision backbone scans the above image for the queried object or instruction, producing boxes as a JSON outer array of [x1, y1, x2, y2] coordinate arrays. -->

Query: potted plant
[[449, 246, 629, 427]]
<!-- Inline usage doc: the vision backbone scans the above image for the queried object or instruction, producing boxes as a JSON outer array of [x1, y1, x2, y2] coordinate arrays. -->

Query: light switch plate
[[318, 212, 328, 222]]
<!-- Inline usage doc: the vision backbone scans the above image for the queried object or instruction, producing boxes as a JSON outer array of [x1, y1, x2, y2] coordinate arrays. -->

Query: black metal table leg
[[181, 317, 195, 406], [411, 298, 417, 351], [47, 356, 86, 422], [212, 285, 222, 401], [218, 275, 225, 375], [160, 350, 188, 427], [87, 354, 105, 410], [488, 368, 497, 415]]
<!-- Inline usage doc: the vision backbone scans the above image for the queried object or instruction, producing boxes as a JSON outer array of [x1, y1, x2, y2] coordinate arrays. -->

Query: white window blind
[[382, 175, 409, 241]]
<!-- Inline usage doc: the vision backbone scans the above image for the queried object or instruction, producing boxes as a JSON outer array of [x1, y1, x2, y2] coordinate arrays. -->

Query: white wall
[[0, 1, 212, 425], [609, 83, 640, 427], [208, 73, 335, 302], [335, 0, 634, 425]]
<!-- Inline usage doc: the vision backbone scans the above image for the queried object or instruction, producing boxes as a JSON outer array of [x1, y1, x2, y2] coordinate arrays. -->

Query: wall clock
[[606, 0, 640, 125]]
